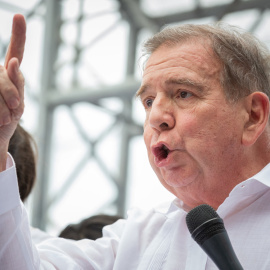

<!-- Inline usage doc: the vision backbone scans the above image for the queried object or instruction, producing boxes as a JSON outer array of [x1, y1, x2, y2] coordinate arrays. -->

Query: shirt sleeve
[[0, 153, 125, 270], [0, 153, 39, 269], [36, 220, 125, 270]]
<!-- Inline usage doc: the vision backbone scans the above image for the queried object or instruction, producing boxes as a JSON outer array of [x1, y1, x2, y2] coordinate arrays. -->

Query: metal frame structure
[[0, 0, 269, 231]]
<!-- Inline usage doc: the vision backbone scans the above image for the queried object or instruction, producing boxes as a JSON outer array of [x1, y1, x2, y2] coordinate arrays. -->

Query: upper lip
[[151, 142, 172, 162]]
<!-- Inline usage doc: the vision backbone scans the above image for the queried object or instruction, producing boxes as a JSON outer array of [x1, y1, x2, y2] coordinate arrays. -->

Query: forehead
[[138, 41, 222, 96], [147, 40, 220, 75]]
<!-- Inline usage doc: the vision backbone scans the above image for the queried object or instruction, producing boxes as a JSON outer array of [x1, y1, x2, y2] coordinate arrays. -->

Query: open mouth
[[153, 144, 170, 162]]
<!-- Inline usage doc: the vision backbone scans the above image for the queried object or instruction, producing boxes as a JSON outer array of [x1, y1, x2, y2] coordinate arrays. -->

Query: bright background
[[0, 0, 269, 236]]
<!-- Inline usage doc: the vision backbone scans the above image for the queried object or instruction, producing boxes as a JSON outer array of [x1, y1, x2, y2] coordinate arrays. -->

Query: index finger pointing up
[[4, 14, 26, 68]]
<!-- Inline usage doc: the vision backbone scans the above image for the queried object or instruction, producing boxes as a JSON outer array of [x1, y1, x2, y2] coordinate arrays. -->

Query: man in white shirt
[[1, 14, 270, 269]]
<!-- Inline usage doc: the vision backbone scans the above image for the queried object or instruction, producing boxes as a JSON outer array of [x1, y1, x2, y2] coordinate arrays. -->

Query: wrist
[[0, 150, 8, 172]]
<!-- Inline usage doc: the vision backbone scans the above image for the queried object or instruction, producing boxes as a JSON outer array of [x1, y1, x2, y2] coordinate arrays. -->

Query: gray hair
[[142, 22, 270, 102]]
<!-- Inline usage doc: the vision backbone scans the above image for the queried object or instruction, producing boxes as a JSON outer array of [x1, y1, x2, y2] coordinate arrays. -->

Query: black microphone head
[[186, 204, 225, 245]]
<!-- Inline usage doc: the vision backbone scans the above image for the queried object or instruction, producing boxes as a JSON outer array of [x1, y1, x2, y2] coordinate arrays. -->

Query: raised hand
[[5, 14, 26, 68], [0, 14, 26, 171]]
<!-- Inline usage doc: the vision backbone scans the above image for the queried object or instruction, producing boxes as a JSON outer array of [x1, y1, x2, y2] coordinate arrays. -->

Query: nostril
[[160, 122, 169, 129]]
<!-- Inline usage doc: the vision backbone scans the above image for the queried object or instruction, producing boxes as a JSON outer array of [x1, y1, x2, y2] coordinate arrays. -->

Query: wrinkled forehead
[[137, 41, 223, 98], [143, 37, 216, 69], [143, 40, 221, 80]]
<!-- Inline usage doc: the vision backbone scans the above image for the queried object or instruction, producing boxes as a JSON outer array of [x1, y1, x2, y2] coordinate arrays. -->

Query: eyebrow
[[165, 78, 205, 91], [136, 78, 205, 98], [136, 84, 149, 98]]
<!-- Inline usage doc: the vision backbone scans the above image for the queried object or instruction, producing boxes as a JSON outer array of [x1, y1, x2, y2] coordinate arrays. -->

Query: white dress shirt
[[1, 153, 270, 269]]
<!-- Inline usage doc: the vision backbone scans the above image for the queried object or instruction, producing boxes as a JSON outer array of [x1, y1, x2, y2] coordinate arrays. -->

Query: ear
[[242, 92, 270, 146]]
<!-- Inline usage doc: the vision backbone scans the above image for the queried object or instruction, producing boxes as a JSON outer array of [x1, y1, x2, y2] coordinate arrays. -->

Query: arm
[[0, 154, 39, 269], [0, 14, 38, 269], [0, 14, 25, 171], [0, 14, 122, 269]]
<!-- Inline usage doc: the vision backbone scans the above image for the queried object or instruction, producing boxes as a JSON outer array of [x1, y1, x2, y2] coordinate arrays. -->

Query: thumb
[[7, 57, 24, 121], [7, 57, 20, 89]]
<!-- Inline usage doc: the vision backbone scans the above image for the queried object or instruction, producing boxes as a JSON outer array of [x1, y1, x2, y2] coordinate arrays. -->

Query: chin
[[161, 168, 202, 190], [165, 177, 193, 188], [158, 173, 191, 189]]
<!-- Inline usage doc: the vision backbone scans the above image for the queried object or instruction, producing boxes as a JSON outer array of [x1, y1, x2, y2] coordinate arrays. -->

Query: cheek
[[176, 113, 203, 138], [182, 109, 240, 159], [143, 124, 159, 168], [143, 124, 152, 152], [177, 110, 229, 150]]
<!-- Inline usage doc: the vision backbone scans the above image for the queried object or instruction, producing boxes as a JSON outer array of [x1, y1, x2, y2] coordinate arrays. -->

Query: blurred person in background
[[9, 123, 36, 202], [9, 123, 53, 243], [59, 214, 123, 241]]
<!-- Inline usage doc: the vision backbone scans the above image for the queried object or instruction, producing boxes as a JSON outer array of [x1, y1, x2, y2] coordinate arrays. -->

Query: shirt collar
[[168, 162, 270, 214], [228, 162, 270, 198], [246, 162, 270, 187]]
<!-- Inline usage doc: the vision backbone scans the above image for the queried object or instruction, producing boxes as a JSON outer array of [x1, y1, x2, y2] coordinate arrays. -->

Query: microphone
[[186, 204, 243, 270]]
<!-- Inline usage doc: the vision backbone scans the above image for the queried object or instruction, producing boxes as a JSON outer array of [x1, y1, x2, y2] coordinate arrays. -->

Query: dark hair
[[142, 22, 270, 102], [8, 124, 37, 202], [59, 214, 122, 240]]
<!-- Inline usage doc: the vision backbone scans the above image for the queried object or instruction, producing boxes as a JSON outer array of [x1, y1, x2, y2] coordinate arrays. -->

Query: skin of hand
[[0, 14, 26, 171]]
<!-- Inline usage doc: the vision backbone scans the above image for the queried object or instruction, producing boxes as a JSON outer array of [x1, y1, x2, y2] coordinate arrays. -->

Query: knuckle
[[17, 106, 24, 116], [12, 105, 24, 121], [18, 71, 25, 85]]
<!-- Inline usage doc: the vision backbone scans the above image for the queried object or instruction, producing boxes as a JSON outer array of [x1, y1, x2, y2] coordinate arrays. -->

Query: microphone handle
[[200, 231, 244, 270]]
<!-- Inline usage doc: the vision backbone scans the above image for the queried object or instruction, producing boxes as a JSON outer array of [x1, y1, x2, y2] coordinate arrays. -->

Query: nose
[[149, 95, 175, 132]]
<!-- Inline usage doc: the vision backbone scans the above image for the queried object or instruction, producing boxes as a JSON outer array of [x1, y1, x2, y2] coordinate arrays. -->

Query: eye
[[144, 98, 154, 108], [179, 91, 193, 99]]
